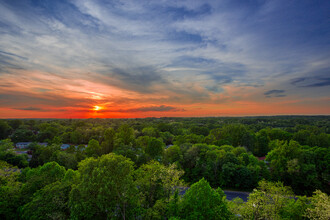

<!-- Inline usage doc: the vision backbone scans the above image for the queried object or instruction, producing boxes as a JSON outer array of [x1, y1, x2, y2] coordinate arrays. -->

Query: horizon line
[[1, 114, 330, 120]]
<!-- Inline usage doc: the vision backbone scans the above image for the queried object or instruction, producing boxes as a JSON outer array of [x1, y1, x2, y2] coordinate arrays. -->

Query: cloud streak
[[0, 0, 329, 117], [264, 90, 286, 98]]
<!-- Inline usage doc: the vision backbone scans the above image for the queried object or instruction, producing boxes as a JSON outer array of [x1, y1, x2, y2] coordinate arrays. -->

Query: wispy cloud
[[13, 107, 57, 112], [291, 77, 330, 88], [264, 90, 286, 98], [97, 105, 184, 113], [0, 0, 329, 117]]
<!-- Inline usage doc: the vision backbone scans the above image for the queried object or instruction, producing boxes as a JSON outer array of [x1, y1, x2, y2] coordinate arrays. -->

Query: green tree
[[0, 161, 22, 220], [11, 126, 35, 143], [164, 145, 182, 164], [0, 139, 14, 152], [51, 151, 78, 170], [160, 131, 174, 145], [20, 170, 78, 220], [135, 161, 184, 211], [266, 140, 320, 194], [0, 152, 28, 168], [142, 127, 159, 137], [115, 124, 135, 146], [179, 178, 231, 220], [21, 162, 66, 203], [240, 180, 294, 219], [101, 127, 115, 154], [69, 153, 138, 219], [0, 121, 12, 140], [7, 119, 22, 130], [305, 190, 330, 220], [29, 144, 60, 168], [209, 124, 255, 150], [145, 138, 165, 161], [254, 129, 270, 156], [85, 139, 101, 157], [70, 130, 83, 145]]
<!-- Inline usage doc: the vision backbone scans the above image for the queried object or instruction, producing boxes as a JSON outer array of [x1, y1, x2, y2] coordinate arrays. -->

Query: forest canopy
[[0, 116, 329, 219]]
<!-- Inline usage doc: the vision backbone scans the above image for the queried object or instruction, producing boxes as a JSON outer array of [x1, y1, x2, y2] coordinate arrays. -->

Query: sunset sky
[[0, 0, 329, 118]]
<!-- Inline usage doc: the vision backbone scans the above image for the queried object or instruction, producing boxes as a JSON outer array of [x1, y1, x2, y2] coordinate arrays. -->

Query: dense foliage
[[0, 116, 329, 219]]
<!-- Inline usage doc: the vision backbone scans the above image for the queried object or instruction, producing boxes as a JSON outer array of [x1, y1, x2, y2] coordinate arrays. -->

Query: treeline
[[0, 116, 329, 219], [1, 155, 329, 219]]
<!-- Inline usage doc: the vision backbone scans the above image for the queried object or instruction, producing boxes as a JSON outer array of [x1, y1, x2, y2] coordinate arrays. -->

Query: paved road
[[178, 187, 250, 202], [224, 190, 250, 202]]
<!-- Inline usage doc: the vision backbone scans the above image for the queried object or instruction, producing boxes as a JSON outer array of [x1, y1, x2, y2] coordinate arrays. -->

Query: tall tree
[[101, 127, 115, 154], [69, 153, 138, 219], [240, 180, 294, 219], [0, 121, 12, 140], [85, 139, 101, 157], [20, 169, 78, 220], [305, 190, 330, 220], [179, 178, 231, 220], [135, 161, 184, 210], [145, 138, 165, 161]]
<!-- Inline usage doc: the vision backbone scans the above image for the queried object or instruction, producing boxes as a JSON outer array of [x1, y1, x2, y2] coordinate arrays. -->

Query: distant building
[[258, 156, 270, 165], [60, 144, 70, 150], [15, 142, 48, 149], [15, 142, 32, 149]]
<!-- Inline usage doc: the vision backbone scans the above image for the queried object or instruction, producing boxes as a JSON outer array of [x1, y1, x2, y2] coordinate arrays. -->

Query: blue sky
[[0, 0, 329, 118]]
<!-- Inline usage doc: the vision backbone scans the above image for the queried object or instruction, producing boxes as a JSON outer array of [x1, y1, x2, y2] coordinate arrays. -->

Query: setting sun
[[93, 105, 102, 111]]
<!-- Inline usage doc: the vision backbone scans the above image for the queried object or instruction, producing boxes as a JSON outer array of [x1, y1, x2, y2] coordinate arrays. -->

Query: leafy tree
[[305, 190, 330, 220], [135, 161, 184, 211], [0, 121, 12, 140], [164, 145, 182, 164], [136, 136, 151, 150], [268, 128, 292, 141], [100, 127, 115, 154], [0, 139, 28, 168], [174, 134, 205, 146], [144, 199, 168, 220], [240, 180, 294, 219], [190, 126, 209, 136], [0, 139, 14, 152], [167, 190, 180, 218], [266, 140, 320, 194], [160, 131, 174, 145], [7, 119, 22, 130], [145, 138, 165, 161], [113, 145, 138, 163], [254, 129, 270, 156], [178, 178, 231, 220], [0, 161, 22, 220], [209, 124, 255, 150], [20, 162, 66, 203], [232, 146, 247, 157], [51, 151, 78, 170], [29, 144, 60, 168], [70, 130, 83, 145], [142, 126, 159, 137], [85, 139, 101, 157], [0, 152, 28, 168], [115, 124, 135, 146], [69, 153, 138, 219], [20, 170, 78, 220], [281, 196, 310, 220], [36, 125, 59, 142], [11, 126, 35, 143]]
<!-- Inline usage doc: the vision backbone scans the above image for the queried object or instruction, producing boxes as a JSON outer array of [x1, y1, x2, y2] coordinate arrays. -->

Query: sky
[[0, 0, 329, 118]]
